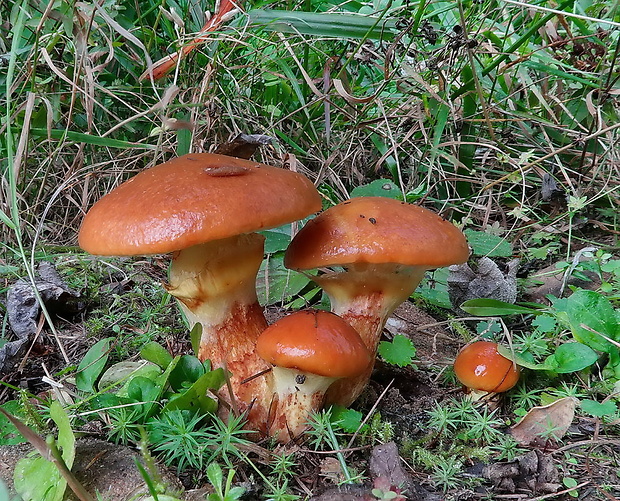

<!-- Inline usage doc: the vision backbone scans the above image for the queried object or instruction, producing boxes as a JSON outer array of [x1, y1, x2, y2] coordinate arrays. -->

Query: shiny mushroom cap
[[285, 196, 469, 270], [453, 341, 520, 393], [79, 153, 321, 256], [256, 310, 371, 378]]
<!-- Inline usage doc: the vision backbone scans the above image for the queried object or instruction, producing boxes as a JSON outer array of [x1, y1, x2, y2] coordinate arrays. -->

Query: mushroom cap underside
[[79, 153, 321, 256]]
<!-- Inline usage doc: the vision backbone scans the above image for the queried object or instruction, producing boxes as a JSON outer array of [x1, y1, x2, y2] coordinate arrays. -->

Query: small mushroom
[[284, 197, 469, 405], [256, 309, 371, 442], [79, 153, 321, 429], [453, 341, 520, 394]]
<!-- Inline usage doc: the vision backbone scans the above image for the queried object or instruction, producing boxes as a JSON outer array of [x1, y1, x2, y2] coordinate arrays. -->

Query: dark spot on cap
[[359, 214, 365, 218], [369, 217, 377, 224]]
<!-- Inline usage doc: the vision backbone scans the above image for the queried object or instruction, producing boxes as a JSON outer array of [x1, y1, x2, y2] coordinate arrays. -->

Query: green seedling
[[562, 477, 579, 498], [3, 402, 94, 501], [378, 335, 417, 368], [580, 399, 618, 418], [75, 337, 114, 393], [205, 462, 246, 501], [75, 340, 226, 455]]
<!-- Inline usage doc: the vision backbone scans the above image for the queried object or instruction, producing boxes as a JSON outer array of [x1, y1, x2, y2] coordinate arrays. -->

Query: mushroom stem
[[314, 263, 427, 406], [256, 309, 370, 442], [267, 367, 336, 441], [166, 232, 271, 430]]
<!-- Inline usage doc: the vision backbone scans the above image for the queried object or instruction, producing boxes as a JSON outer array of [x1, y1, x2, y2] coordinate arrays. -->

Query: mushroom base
[[267, 367, 336, 442], [313, 264, 427, 406], [166, 233, 272, 434]]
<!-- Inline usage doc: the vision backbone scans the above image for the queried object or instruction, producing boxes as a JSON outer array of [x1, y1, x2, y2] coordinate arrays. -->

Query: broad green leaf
[[552, 290, 620, 353], [190, 324, 202, 356], [378, 335, 416, 367], [245, 10, 398, 40], [414, 285, 452, 309], [330, 406, 367, 434], [257, 254, 310, 306], [0, 479, 11, 499], [168, 355, 205, 392], [0, 401, 27, 445], [260, 230, 292, 254], [463, 229, 512, 257], [413, 268, 452, 309], [50, 401, 75, 470], [460, 299, 540, 316], [581, 399, 617, 418], [29, 128, 157, 149], [496, 345, 554, 371], [531, 314, 557, 333], [130, 356, 180, 419], [552, 343, 598, 373], [75, 337, 113, 393], [140, 342, 174, 369], [100, 362, 162, 395], [206, 462, 224, 492], [163, 368, 225, 415], [13, 401, 74, 501], [14, 455, 62, 501], [127, 377, 160, 407], [350, 179, 402, 200]]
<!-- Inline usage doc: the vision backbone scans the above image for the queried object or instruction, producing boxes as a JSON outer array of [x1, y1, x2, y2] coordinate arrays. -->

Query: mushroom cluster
[[284, 197, 469, 406], [79, 153, 321, 428], [80, 155, 469, 442]]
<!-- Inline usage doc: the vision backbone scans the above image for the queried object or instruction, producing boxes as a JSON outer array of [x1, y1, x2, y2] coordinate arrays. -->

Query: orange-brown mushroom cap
[[79, 153, 322, 256], [285, 197, 469, 270], [453, 341, 520, 393], [256, 310, 371, 378]]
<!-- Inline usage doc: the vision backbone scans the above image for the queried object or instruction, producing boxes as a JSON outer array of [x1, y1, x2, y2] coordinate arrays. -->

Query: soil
[[1, 262, 619, 500]]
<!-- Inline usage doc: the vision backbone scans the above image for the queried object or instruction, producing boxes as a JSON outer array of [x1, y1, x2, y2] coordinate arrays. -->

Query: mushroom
[[79, 153, 321, 428], [453, 341, 520, 395], [284, 196, 469, 405], [255, 309, 371, 442]]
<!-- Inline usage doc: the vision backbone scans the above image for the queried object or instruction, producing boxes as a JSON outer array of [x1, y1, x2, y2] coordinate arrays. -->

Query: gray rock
[[0, 438, 183, 501]]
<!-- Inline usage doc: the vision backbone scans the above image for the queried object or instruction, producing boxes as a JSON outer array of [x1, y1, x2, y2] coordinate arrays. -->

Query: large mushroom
[[79, 152, 321, 428], [256, 309, 371, 442], [284, 196, 469, 405]]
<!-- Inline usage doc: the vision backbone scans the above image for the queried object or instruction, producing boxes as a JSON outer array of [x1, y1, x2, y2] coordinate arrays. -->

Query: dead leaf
[[368, 441, 410, 489], [510, 397, 578, 446], [447, 257, 519, 313], [213, 134, 273, 160], [319, 457, 344, 483], [3, 262, 82, 375], [483, 450, 561, 495]]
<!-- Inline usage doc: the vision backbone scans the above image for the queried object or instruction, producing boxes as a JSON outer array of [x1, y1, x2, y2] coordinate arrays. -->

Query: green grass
[[2, 0, 620, 498]]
